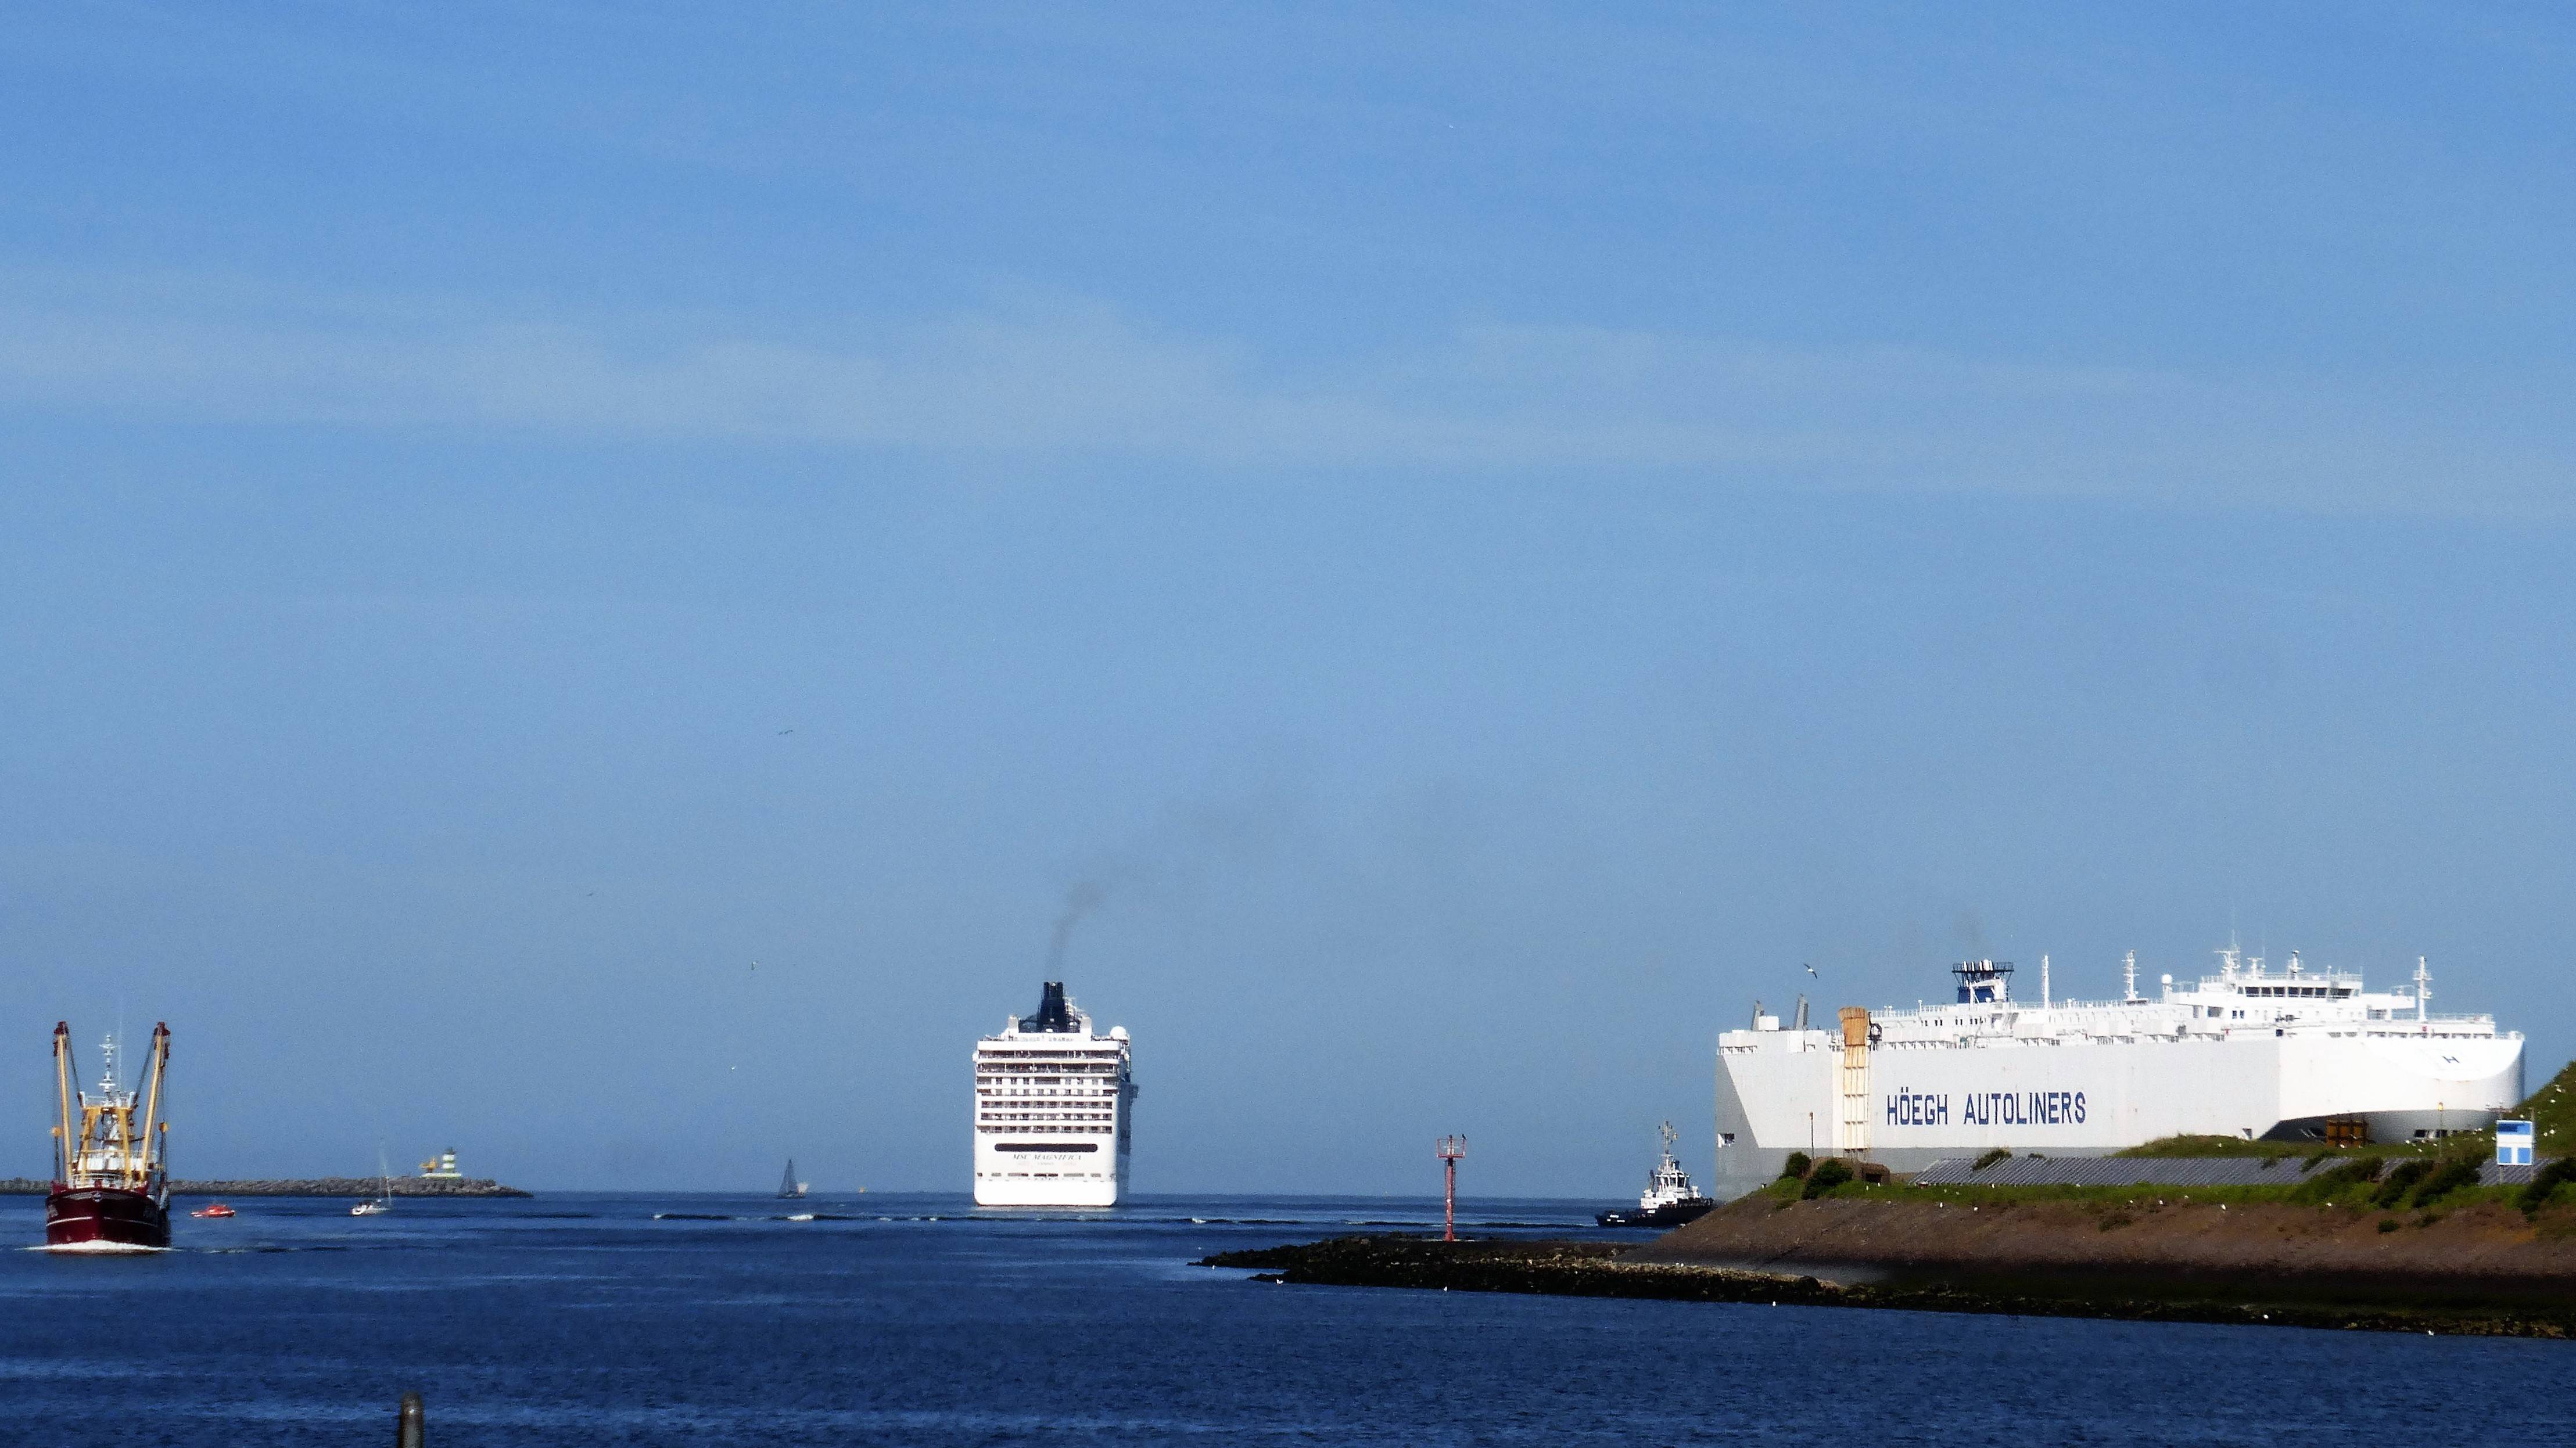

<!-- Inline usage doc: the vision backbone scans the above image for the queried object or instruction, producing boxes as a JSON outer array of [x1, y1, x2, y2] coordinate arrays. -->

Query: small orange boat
[[189, 1203, 236, 1219]]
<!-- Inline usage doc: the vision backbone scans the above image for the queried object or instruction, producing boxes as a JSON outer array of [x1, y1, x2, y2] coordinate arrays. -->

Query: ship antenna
[[2040, 954, 2051, 1008], [2416, 955, 2431, 1033], [2123, 950, 2139, 1004]]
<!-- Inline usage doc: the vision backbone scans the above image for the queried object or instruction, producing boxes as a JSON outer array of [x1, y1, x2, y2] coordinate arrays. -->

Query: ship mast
[[135, 1023, 170, 1189], [51, 1024, 74, 1187]]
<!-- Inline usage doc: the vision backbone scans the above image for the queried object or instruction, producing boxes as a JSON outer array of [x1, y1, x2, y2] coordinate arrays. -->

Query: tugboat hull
[[1596, 1198, 1717, 1230], [45, 1187, 171, 1251]]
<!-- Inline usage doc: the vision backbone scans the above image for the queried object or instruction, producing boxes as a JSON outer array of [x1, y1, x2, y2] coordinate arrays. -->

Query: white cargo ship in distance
[[1716, 948, 2523, 1178], [972, 982, 1136, 1206]]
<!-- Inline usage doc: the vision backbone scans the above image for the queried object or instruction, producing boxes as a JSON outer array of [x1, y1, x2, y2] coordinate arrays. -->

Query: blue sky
[[3, 5, 2571, 1194]]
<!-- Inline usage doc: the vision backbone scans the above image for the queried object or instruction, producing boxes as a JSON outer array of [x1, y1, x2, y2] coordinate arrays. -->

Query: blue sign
[[2498, 1119, 2534, 1167]]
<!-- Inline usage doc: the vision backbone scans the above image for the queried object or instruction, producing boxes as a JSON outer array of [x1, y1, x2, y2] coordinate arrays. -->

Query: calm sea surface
[[0, 1191, 2568, 1446]]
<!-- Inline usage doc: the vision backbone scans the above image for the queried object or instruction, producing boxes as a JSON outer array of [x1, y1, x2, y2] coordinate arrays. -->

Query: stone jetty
[[0, 1176, 530, 1198]]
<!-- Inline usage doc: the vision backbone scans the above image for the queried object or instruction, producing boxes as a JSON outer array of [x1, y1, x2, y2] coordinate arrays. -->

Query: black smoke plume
[[1048, 881, 1108, 972]]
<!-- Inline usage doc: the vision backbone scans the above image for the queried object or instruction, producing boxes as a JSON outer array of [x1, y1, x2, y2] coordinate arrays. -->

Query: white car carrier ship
[[972, 981, 1136, 1207], [1715, 948, 2523, 1180]]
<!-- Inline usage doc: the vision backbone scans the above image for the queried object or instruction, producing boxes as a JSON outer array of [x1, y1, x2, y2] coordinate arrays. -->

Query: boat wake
[[30, 1241, 171, 1255]]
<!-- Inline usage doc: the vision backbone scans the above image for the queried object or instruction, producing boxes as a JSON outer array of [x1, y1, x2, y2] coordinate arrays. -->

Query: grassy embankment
[[1767, 1158, 2568, 1224], [2111, 1058, 2576, 1160], [1203, 1233, 2576, 1335], [1768, 1059, 2576, 1224]]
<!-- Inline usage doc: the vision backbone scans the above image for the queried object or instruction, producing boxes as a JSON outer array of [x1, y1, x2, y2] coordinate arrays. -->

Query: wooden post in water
[[397, 1391, 424, 1447]]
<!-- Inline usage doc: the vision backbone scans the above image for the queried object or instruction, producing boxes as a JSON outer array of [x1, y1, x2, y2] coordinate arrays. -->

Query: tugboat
[[1596, 1121, 1716, 1230], [45, 1023, 174, 1252]]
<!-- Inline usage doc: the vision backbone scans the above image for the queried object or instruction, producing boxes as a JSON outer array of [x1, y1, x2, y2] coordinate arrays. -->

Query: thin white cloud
[[0, 265, 2567, 520]]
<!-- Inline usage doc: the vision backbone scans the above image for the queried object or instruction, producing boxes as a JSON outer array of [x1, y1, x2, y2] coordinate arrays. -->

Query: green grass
[[2112, 1135, 2314, 1159], [2113, 1134, 2486, 1165], [1801, 1159, 1854, 1199], [2107, 1061, 2575, 1166], [1763, 1163, 2575, 1221], [2521, 1059, 2576, 1164], [1779, 1065, 2576, 1214], [1804, 1176, 2532, 1215]]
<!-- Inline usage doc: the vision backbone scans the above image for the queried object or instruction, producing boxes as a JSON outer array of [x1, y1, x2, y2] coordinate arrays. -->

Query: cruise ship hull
[[1717, 1028, 2523, 1181], [44, 1187, 171, 1251], [974, 1153, 1124, 1208]]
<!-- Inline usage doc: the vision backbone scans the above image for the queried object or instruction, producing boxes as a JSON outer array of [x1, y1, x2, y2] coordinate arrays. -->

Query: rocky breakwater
[[1204, 1235, 1848, 1307], [0, 1176, 532, 1198], [1202, 1222, 2576, 1336], [180, 1176, 532, 1198], [1634, 1187, 2576, 1305]]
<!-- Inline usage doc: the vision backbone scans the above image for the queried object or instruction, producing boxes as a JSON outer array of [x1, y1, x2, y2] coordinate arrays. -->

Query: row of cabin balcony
[[980, 1113, 1114, 1122], [975, 1047, 1124, 1058]]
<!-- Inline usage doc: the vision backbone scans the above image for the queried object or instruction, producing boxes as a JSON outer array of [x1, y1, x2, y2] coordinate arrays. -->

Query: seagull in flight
[[776, 727, 795, 735], [1804, 963, 1818, 978]]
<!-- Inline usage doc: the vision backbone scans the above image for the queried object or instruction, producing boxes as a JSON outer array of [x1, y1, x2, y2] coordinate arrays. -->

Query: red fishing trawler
[[46, 1022, 173, 1252]]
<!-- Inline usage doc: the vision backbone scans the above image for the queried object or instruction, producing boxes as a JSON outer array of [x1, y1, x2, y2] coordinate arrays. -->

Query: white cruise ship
[[972, 982, 1136, 1207], [1715, 948, 2523, 1180]]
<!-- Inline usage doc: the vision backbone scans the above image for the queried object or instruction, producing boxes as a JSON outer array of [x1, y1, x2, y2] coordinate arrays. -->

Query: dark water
[[1, 1192, 2568, 1446]]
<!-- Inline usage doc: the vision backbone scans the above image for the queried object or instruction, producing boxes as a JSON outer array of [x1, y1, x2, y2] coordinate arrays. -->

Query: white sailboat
[[777, 1158, 809, 1199], [351, 1147, 393, 1216]]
